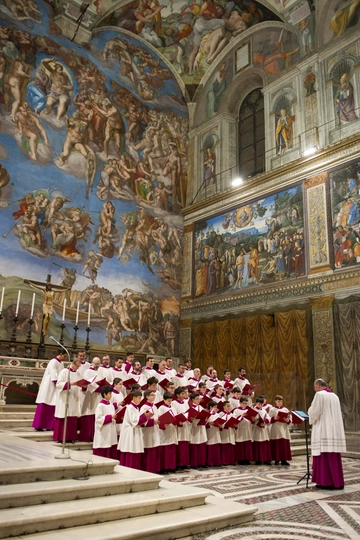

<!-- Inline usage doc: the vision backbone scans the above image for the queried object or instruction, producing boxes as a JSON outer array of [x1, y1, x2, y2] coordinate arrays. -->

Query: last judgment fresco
[[193, 185, 305, 297], [0, 0, 188, 354]]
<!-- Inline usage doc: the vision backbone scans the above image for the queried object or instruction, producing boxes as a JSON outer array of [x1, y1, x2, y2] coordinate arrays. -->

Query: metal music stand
[[293, 410, 311, 488]]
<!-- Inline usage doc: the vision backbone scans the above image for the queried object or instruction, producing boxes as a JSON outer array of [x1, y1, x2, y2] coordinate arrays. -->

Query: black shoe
[[334, 486, 344, 490], [264, 461, 272, 465], [244, 460, 250, 465], [256, 460, 261, 465], [35, 429, 44, 432], [281, 461, 290, 466], [274, 461, 280, 465]]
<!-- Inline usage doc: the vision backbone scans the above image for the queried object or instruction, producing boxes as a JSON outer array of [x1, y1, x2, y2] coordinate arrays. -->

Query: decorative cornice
[[181, 267, 360, 317], [304, 172, 328, 189], [182, 133, 360, 223], [180, 318, 193, 328], [309, 295, 335, 309]]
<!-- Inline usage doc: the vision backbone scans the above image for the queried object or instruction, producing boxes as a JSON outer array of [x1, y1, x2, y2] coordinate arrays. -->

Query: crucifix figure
[[24, 274, 70, 336]]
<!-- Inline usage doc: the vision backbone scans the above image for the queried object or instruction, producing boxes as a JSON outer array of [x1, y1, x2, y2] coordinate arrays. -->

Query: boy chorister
[[212, 384, 225, 409], [252, 396, 272, 465], [111, 378, 125, 437], [206, 400, 222, 467], [229, 387, 241, 411], [269, 395, 292, 466], [158, 391, 178, 473], [219, 401, 236, 465], [140, 389, 161, 473], [118, 390, 153, 470], [233, 397, 253, 465], [188, 393, 207, 468], [172, 387, 190, 469], [93, 385, 118, 460]]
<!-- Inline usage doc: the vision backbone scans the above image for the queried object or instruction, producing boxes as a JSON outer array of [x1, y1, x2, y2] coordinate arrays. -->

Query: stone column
[[309, 295, 336, 392], [179, 318, 193, 361], [181, 224, 193, 300], [304, 172, 332, 275]]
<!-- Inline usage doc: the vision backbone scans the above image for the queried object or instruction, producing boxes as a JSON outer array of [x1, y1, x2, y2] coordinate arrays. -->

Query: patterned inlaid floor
[[167, 457, 360, 540]]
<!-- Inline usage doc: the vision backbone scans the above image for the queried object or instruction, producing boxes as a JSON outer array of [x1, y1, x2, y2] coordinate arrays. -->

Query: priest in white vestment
[[32, 351, 67, 431], [308, 379, 346, 490]]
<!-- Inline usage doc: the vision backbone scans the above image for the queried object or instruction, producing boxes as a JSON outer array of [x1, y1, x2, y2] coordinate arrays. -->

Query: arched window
[[238, 88, 265, 179]]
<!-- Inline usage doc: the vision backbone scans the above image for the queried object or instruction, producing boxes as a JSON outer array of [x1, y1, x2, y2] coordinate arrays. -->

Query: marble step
[[0, 485, 210, 538], [291, 438, 309, 447], [0, 466, 161, 509], [291, 445, 309, 456], [0, 405, 36, 412], [0, 412, 35, 419], [0, 456, 117, 485], [0, 418, 33, 428], [12, 495, 257, 540], [6, 430, 55, 441]]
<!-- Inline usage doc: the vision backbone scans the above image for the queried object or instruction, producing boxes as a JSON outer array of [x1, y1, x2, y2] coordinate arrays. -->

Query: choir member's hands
[[154, 419, 159, 425], [112, 413, 117, 420], [70, 381, 78, 386], [145, 410, 154, 418]]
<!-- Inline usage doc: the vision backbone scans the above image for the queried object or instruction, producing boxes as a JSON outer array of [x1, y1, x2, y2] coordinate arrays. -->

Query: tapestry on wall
[[0, 0, 188, 355], [193, 184, 304, 297]]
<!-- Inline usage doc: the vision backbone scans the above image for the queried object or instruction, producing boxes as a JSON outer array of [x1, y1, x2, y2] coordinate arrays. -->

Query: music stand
[[292, 410, 311, 488]]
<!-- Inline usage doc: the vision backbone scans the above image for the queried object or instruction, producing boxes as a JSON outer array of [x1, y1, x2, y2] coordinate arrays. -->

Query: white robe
[[158, 404, 178, 446], [97, 365, 112, 382], [269, 406, 291, 441], [172, 398, 190, 442], [219, 412, 235, 445], [142, 366, 157, 381], [252, 407, 270, 442], [55, 368, 82, 418], [118, 402, 146, 453], [140, 402, 160, 448], [93, 400, 118, 449], [206, 412, 221, 445], [77, 361, 90, 377], [173, 373, 187, 389], [189, 405, 207, 444], [81, 368, 102, 416], [308, 389, 346, 456], [36, 357, 64, 406], [233, 408, 253, 442]]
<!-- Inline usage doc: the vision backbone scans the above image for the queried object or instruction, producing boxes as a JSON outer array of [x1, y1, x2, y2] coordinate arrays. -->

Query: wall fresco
[[0, 0, 188, 355], [193, 184, 304, 297]]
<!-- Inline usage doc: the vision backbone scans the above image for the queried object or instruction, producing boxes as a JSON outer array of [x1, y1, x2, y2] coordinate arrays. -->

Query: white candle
[[30, 293, 35, 318], [0, 287, 4, 312], [87, 303, 91, 327], [62, 299, 67, 322], [15, 290, 21, 317], [76, 301, 79, 324]]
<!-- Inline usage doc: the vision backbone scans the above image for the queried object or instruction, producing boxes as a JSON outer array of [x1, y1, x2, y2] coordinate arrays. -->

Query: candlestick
[[72, 323, 79, 353], [85, 325, 91, 353], [0, 287, 4, 313], [59, 321, 66, 345], [24, 316, 34, 358], [75, 301, 79, 324], [87, 303, 91, 327], [15, 290, 21, 317], [30, 293, 35, 318], [8, 314, 19, 357], [62, 299, 67, 322]]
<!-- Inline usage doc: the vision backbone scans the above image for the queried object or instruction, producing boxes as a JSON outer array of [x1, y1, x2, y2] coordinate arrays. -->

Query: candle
[[0, 287, 4, 312], [75, 301, 79, 324], [30, 293, 35, 318], [87, 303, 91, 327], [62, 299, 67, 322], [15, 290, 21, 317]]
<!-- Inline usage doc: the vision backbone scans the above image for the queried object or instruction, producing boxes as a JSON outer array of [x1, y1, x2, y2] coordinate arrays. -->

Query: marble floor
[[167, 457, 360, 540]]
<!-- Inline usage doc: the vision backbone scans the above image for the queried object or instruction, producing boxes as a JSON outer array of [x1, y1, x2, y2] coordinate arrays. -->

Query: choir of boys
[[33, 353, 293, 472]]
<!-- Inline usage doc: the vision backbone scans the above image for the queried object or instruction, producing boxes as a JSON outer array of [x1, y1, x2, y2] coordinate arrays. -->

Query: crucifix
[[24, 275, 70, 358]]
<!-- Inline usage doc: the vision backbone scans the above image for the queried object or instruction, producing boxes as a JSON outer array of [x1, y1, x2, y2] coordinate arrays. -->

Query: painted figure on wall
[[331, 161, 360, 269], [99, 0, 282, 85], [335, 73, 358, 123], [330, 0, 360, 38], [206, 61, 227, 118], [304, 68, 316, 96], [193, 185, 305, 297], [204, 147, 216, 186], [275, 108, 294, 155]]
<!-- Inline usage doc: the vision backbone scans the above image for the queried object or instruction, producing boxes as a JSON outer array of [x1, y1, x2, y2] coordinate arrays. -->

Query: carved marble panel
[[305, 174, 332, 273]]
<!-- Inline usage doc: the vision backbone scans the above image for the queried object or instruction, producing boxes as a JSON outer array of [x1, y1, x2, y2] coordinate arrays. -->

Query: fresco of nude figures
[[193, 185, 305, 298], [0, 0, 188, 355]]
